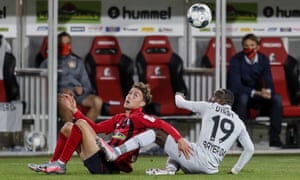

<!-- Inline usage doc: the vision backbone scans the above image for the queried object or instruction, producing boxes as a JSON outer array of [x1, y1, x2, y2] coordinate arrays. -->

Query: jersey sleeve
[[94, 118, 116, 134], [73, 110, 115, 134], [231, 128, 254, 174], [73, 110, 96, 128], [135, 114, 182, 142], [175, 94, 208, 114]]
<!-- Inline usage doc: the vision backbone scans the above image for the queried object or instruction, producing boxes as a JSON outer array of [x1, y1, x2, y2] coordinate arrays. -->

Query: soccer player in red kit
[[28, 82, 192, 174]]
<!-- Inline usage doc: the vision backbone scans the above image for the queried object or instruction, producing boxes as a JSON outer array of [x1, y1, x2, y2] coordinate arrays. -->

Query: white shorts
[[164, 135, 218, 174]]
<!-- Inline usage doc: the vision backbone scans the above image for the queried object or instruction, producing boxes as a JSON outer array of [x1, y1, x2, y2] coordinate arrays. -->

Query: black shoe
[[269, 141, 283, 148]]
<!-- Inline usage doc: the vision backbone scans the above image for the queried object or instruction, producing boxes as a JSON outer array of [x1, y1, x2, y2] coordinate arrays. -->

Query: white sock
[[57, 160, 65, 165], [166, 157, 179, 171], [116, 129, 156, 155]]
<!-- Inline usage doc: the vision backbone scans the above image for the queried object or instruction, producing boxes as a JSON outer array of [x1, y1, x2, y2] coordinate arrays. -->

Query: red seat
[[259, 37, 300, 118], [136, 35, 191, 116], [200, 38, 236, 68], [35, 36, 48, 67], [259, 37, 287, 64], [270, 64, 300, 117], [85, 36, 134, 115], [0, 80, 7, 102]]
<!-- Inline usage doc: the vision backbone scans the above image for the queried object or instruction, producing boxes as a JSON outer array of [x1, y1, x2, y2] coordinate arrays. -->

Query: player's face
[[124, 87, 146, 110]]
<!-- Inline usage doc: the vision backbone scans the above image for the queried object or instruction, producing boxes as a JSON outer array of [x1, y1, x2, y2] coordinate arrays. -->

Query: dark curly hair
[[214, 89, 234, 106]]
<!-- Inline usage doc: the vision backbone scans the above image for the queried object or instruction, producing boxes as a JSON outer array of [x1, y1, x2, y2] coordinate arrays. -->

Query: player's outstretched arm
[[230, 130, 254, 174]]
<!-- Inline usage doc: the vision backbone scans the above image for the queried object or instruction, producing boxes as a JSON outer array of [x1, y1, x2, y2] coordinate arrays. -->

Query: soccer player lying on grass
[[28, 82, 192, 174], [97, 89, 254, 175]]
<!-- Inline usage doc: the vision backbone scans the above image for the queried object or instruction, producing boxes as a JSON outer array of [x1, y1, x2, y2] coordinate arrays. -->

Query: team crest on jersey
[[68, 60, 76, 68], [143, 115, 156, 122]]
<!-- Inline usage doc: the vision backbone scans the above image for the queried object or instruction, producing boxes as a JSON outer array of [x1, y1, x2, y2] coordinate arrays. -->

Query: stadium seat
[[270, 65, 300, 117], [35, 36, 48, 67], [259, 37, 300, 118], [135, 35, 191, 116], [259, 37, 300, 105], [199, 37, 236, 68], [0, 78, 7, 102], [85, 36, 134, 116]]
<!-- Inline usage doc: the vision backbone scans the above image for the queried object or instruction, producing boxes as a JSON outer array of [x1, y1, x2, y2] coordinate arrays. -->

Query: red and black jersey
[[73, 108, 182, 172]]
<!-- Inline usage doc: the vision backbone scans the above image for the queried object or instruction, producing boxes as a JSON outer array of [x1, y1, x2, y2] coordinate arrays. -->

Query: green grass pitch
[[0, 154, 299, 180]]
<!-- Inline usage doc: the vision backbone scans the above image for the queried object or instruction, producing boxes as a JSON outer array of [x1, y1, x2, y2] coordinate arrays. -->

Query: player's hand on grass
[[228, 168, 239, 175], [177, 138, 193, 160]]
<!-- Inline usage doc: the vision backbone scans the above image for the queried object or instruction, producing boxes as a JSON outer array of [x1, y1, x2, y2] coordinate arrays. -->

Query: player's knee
[[93, 96, 103, 110], [86, 95, 102, 111], [154, 129, 168, 148], [60, 122, 73, 136], [74, 119, 88, 128]]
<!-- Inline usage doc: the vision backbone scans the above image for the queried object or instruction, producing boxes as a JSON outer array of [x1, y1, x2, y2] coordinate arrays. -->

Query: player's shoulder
[[133, 111, 160, 122], [111, 112, 126, 120], [232, 114, 247, 130], [199, 101, 212, 109], [129, 110, 145, 119]]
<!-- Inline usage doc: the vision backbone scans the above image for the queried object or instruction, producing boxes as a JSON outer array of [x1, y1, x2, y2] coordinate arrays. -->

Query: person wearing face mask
[[40, 32, 103, 122], [227, 33, 283, 149]]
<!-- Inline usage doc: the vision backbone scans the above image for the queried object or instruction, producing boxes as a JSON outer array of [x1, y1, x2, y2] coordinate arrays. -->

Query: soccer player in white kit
[[97, 89, 254, 175], [156, 89, 255, 174]]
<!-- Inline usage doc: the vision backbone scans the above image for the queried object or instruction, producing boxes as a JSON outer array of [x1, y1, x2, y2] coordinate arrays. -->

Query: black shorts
[[84, 151, 120, 174]]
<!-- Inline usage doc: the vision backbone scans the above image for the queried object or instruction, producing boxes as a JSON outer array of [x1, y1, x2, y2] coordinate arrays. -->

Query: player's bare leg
[[81, 95, 103, 122], [154, 129, 168, 148], [27, 122, 74, 173], [74, 119, 100, 160], [146, 129, 179, 175]]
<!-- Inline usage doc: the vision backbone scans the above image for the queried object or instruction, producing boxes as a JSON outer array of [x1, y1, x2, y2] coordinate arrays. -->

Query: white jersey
[[171, 95, 254, 174]]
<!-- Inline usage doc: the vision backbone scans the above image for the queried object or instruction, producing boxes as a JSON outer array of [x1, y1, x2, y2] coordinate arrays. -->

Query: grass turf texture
[[0, 154, 299, 180]]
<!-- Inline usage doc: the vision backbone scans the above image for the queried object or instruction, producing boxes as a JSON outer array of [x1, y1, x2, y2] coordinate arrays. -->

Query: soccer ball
[[187, 3, 212, 28], [24, 131, 47, 151]]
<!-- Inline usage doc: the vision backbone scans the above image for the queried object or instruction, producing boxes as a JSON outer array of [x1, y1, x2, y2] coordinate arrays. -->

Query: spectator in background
[[227, 33, 283, 148], [40, 32, 102, 122]]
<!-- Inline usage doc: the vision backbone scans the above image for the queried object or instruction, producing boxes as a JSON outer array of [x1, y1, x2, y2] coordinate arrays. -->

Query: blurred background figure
[[227, 33, 283, 148], [40, 32, 102, 122]]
